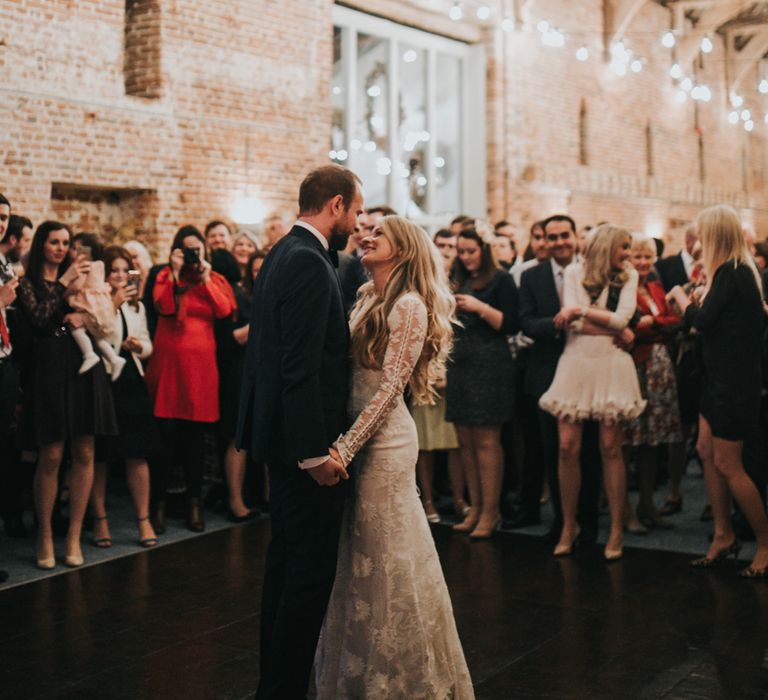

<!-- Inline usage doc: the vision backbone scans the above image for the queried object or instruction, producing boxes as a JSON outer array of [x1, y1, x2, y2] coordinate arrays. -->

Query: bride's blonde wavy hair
[[349, 216, 456, 405], [582, 223, 631, 299]]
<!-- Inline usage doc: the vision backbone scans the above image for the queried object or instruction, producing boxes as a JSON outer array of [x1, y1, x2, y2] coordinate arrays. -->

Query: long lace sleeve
[[334, 293, 428, 467], [17, 278, 66, 329]]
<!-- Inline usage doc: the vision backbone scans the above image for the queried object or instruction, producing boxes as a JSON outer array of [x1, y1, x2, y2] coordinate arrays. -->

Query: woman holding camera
[[145, 226, 236, 532], [88, 246, 158, 548]]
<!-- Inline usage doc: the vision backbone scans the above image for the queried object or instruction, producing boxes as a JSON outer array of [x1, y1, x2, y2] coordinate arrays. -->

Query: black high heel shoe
[[738, 564, 768, 579], [690, 540, 741, 569]]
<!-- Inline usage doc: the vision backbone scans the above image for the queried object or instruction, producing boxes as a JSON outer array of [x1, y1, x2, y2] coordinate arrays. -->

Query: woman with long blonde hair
[[316, 215, 474, 698], [540, 224, 646, 561], [670, 204, 768, 577]]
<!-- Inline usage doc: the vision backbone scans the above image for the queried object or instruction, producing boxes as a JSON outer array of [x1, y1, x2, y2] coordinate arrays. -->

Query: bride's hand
[[329, 446, 342, 464]]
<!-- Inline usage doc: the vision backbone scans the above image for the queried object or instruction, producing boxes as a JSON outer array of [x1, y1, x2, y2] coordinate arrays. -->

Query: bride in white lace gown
[[315, 217, 475, 699]]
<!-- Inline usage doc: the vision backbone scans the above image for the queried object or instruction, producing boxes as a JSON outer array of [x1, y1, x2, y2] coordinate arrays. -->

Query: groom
[[236, 164, 364, 699]]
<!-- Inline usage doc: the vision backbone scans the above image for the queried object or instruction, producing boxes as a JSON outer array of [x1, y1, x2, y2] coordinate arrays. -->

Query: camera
[[0, 261, 16, 285], [183, 247, 200, 266], [127, 270, 141, 290]]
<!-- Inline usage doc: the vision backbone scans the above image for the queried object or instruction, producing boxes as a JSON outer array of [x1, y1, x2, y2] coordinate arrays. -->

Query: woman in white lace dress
[[315, 216, 475, 699], [539, 224, 646, 561]]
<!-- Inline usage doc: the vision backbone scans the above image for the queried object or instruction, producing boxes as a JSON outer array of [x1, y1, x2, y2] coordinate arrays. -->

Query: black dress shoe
[[228, 508, 261, 524], [503, 511, 541, 529]]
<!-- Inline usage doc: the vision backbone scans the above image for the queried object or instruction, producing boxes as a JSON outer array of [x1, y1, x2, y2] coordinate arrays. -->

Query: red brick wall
[[1, 0, 766, 257]]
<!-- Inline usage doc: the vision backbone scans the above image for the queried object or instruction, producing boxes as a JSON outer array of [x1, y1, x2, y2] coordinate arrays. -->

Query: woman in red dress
[[146, 225, 236, 532]]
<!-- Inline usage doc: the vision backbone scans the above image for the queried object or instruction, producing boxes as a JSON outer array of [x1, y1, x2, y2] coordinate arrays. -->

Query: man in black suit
[[514, 214, 604, 544], [236, 165, 363, 700], [656, 223, 698, 292]]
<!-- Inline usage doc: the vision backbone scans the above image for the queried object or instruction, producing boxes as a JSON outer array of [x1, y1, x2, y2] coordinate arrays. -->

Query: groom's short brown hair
[[298, 165, 361, 216]]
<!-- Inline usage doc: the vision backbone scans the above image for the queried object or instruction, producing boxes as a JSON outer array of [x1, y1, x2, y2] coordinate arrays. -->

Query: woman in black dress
[[670, 204, 768, 577], [446, 226, 519, 539], [88, 246, 158, 547], [17, 221, 117, 569], [211, 249, 257, 521]]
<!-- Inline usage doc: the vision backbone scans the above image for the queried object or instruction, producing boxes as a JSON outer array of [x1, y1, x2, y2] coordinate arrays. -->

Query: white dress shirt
[[292, 220, 332, 471], [681, 249, 694, 280], [550, 258, 568, 303], [0, 251, 12, 359]]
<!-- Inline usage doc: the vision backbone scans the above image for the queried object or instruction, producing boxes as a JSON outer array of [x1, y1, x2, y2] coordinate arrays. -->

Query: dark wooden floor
[[2, 521, 768, 699]]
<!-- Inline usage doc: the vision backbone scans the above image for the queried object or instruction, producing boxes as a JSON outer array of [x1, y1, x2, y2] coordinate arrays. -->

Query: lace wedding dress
[[315, 292, 475, 700]]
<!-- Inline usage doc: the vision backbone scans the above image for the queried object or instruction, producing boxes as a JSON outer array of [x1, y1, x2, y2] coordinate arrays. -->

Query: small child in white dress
[[67, 259, 126, 380]]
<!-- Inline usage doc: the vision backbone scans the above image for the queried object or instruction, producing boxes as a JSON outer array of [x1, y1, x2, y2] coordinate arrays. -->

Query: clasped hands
[[554, 305, 635, 350], [307, 446, 349, 487]]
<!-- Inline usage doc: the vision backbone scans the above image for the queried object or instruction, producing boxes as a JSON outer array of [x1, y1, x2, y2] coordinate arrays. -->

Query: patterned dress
[[626, 280, 683, 446], [315, 292, 474, 700]]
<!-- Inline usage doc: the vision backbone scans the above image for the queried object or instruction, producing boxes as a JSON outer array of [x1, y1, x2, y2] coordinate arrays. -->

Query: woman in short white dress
[[539, 224, 646, 561]]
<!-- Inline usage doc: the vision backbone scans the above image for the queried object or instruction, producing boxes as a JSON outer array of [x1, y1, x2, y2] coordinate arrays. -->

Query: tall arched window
[[645, 121, 654, 177], [579, 99, 588, 166]]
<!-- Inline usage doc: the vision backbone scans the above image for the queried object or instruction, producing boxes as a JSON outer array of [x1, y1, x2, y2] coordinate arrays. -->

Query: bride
[[315, 216, 475, 699]]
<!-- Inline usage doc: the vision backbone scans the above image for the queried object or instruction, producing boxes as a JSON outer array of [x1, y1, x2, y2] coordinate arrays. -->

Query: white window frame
[[332, 5, 487, 227]]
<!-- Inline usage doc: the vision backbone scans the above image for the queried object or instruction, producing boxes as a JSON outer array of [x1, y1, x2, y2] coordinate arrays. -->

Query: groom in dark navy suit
[[236, 165, 364, 699]]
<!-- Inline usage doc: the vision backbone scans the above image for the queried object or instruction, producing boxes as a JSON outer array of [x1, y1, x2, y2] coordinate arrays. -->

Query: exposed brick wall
[[124, 0, 163, 98], [0, 0, 766, 258]]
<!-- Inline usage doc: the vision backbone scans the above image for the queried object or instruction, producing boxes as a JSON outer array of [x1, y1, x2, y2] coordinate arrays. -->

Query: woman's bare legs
[[555, 419, 583, 554], [65, 436, 96, 562], [90, 460, 111, 544], [702, 416, 768, 571], [447, 448, 468, 514], [453, 425, 480, 532], [225, 441, 249, 518], [33, 441, 65, 563], [470, 425, 504, 537], [600, 423, 626, 555], [126, 457, 156, 542]]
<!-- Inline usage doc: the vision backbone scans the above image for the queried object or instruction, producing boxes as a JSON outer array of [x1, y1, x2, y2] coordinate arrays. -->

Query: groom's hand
[[307, 456, 349, 486]]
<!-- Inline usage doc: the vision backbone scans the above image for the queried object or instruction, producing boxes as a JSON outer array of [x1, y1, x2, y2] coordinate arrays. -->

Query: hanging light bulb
[[610, 61, 627, 76], [576, 46, 589, 62], [681, 77, 693, 92], [476, 5, 491, 20], [449, 2, 462, 21], [759, 79, 768, 94], [501, 16, 515, 32], [541, 27, 565, 48], [764, 113, 768, 125], [728, 111, 740, 125], [731, 93, 744, 107], [745, 119, 755, 132], [701, 36, 713, 54], [741, 109, 752, 121], [670, 63, 683, 79], [661, 31, 676, 48], [630, 59, 643, 73], [675, 90, 687, 103]]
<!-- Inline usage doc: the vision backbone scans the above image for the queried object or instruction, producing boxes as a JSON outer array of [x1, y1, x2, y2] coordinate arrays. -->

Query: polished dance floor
[[1, 520, 767, 699]]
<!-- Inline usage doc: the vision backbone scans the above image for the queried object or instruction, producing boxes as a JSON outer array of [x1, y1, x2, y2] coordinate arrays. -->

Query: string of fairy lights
[[443, 1, 768, 134]]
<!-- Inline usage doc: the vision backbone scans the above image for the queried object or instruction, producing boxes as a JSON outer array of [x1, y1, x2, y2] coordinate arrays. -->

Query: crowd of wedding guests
[[0, 195, 288, 580], [1, 187, 767, 582]]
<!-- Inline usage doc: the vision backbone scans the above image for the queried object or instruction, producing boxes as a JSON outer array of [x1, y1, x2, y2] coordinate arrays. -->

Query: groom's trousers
[[256, 458, 348, 700]]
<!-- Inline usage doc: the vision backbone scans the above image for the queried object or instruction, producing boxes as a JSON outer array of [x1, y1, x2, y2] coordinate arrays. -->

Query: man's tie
[[556, 269, 564, 303], [0, 312, 10, 349], [328, 249, 339, 268]]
